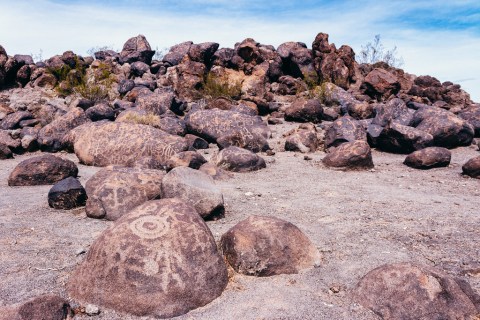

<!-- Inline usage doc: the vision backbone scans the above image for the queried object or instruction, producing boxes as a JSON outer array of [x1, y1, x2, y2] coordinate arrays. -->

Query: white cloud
[[0, 0, 478, 101]]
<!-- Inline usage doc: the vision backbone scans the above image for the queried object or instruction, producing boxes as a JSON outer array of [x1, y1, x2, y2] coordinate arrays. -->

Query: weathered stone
[[462, 156, 480, 178], [163, 41, 193, 66], [284, 99, 323, 123], [212, 146, 266, 172], [67, 198, 228, 318], [221, 216, 321, 276], [158, 116, 187, 136], [0, 130, 21, 152], [324, 116, 367, 149], [130, 61, 150, 77], [94, 50, 119, 61], [185, 134, 209, 150], [458, 105, 480, 137], [118, 79, 135, 95], [198, 162, 232, 180], [73, 121, 188, 167], [347, 102, 373, 120], [163, 58, 205, 102], [0, 111, 33, 130], [48, 177, 87, 209], [404, 147, 451, 169], [185, 109, 270, 152], [323, 140, 373, 170], [14, 294, 73, 320], [188, 42, 219, 64], [119, 34, 155, 64], [362, 68, 400, 100], [85, 102, 115, 121], [376, 122, 434, 153], [165, 151, 207, 171], [38, 107, 89, 152], [8, 154, 78, 186], [413, 107, 474, 148], [277, 42, 315, 79], [135, 92, 176, 116], [85, 166, 164, 220], [284, 124, 319, 153], [0, 143, 13, 159], [354, 263, 480, 320], [371, 98, 413, 127], [161, 167, 224, 219]]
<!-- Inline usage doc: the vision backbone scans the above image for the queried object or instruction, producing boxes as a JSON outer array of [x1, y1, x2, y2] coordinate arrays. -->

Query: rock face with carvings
[[68, 198, 228, 318]]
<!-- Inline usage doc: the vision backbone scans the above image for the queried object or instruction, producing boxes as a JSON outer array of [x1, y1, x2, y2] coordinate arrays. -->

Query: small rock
[[85, 304, 100, 316], [48, 177, 87, 210]]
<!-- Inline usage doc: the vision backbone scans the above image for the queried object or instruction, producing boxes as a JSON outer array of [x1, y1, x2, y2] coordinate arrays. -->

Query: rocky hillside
[[1, 33, 480, 319]]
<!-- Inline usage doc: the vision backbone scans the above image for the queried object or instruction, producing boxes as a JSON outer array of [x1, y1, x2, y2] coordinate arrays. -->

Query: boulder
[[462, 156, 480, 178], [0, 111, 33, 130], [376, 122, 434, 153], [221, 216, 321, 276], [323, 140, 373, 170], [73, 121, 188, 167], [0, 143, 13, 159], [0, 130, 21, 153], [67, 198, 228, 318], [119, 34, 155, 64], [37, 107, 89, 152], [362, 68, 400, 100], [118, 79, 135, 95], [130, 61, 150, 77], [8, 154, 78, 186], [404, 147, 451, 169], [277, 42, 315, 79], [185, 134, 209, 150], [135, 92, 176, 116], [413, 107, 474, 148], [284, 124, 319, 153], [85, 166, 164, 220], [165, 151, 207, 171], [163, 41, 193, 66], [354, 262, 480, 319], [48, 177, 87, 209], [371, 98, 413, 127], [185, 109, 270, 152], [157, 116, 187, 136], [284, 99, 323, 123], [188, 42, 219, 64], [199, 162, 232, 180], [85, 102, 115, 121], [163, 58, 206, 102], [324, 116, 367, 149], [161, 167, 224, 219], [212, 146, 266, 172], [0, 294, 73, 320], [458, 105, 480, 136]]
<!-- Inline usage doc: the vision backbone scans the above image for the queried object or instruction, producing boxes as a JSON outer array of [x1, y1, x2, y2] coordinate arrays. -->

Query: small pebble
[[85, 304, 100, 316], [244, 192, 254, 197]]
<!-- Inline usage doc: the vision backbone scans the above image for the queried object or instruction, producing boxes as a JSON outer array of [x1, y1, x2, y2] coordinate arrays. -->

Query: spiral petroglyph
[[129, 215, 170, 239]]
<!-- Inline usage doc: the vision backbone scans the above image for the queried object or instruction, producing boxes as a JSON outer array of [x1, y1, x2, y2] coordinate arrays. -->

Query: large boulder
[[188, 42, 219, 64], [376, 122, 434, 154], [362, 68, 401, 100], [462, 156, 480, 178], [163, 58, 206, 102], [68, 198, 228, 318], [323, 140, 373, 170], [119, 34, 155, 64], [135, 92, 179, 116], [48, 177, 87, 209], [413, 107, 474, 148], [0, 294, 73, 320], [277, 42, 315, 79], [221, 216, 321, 276], [185, 109, 270, 152], [284, 123, 320, 153], [8, 154, 78, 186], [284, 98, 323, 123], [404, 147, 451, 169], [165, 150, 207, 171], [371, 98, 413, 127], [37, 107, 89, 152], [85, 166, 164, 220], [73, 121, 188, 167], [163, 41, 193, 66], [0, 111, 33, 130], [212, 146, 266, 172], [458, 105, 480, 137], [324, 116, 367, 149], [354, 263, 480, 319], [161, 167, 224, 219]]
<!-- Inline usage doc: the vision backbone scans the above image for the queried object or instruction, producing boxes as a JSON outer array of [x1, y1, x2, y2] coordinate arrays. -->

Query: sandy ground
[[1, 122, 479, 319]]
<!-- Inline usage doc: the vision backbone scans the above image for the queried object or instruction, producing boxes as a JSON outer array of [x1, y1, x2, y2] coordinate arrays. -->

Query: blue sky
[[1, 0, 479, 101]]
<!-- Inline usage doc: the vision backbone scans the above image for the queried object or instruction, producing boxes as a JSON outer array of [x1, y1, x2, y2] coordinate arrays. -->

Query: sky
[[0, 0, 479, 101]]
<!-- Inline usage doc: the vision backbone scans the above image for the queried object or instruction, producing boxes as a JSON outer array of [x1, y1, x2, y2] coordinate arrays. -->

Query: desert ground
[[1, 122, 479, 319]]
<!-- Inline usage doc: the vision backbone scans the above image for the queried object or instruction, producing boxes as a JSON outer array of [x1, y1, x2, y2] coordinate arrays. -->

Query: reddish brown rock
[[221, 216, 321, 276], [73, 121, 188, 167], [0, 142, 13, 159], [198, 162, 232, 180], [0, 111, 33, 130], [362, 68, 400, 100], [119, 34, 155, 64], [68, 198, 228, 318], [322, 140, 373, 170], [165, 150, 207, 171], [458, 105, 480, 137], [85, 166, 164, 220], [8, 154, 78, 186], [377, 122, 434, 154], [354, 263, 480, 319], [284, 99, 323, 123], [185, 134, 209, 150], [371, 98, 413, 127], [404, 147, 451, 169], [6, 294, 73, 320], [161, 167, 224, 219], [324, 116, 367, 149], [284, 124, 320, 153], [212, 146, 266, 172], [462, 156, 480, 178]]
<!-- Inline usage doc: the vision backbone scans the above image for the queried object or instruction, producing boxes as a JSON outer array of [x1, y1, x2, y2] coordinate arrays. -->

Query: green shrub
[[201, 73, 242, 100], [308, 81, 333, 105], [74, 81, 109, 103], [121, 112, 160, 127]]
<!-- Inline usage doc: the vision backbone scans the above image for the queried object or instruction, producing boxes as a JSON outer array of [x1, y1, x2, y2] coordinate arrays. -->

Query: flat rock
[[8, 154, 78, 186], [462, 156, 480, 178], [404, 147, 451, 169], [212, 146, 266, 172], [85, 166, 164, 220], [221, 215, 321, 276], [68, 198, 228, 318], [73, 121, 188, 167], [48, 177, 87, 209], [161, 167, 224, 219], [354, 262, 480, 319], [322, 140, 373, 170]]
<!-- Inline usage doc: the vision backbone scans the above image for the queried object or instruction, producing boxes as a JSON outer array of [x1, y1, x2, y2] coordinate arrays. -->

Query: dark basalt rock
[[284, 99, 323, 123], [403, 147, 451, 169], [165, 150, 207, 171], [376, 122, 434, 153], [85, 102, 115, 121], [0, 111, 33, 130], [48, 177, 87, 209], [462, 156, 480, 178], [119, 34, 155, 64], [212, 146, 266, 172], [324, 116, 367, 149], [323, 140, 373, 170]]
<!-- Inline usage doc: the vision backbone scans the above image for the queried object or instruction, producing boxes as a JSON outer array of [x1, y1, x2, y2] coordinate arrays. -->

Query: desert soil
[[1, 122, 479, 320]]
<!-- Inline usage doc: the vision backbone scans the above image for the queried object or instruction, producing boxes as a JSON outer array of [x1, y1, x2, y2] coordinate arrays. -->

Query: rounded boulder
[[67, 198, 228, 318], [212, 146, 266, 172], [48, 177, 87, 209], [403, 147, 451, 169]]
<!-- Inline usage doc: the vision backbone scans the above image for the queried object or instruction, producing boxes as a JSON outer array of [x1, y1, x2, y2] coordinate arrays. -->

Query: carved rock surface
[[403, 147, 451, 169], [68, 198, 228, 318], [284, 99, 323, 123], [212, 146, 266, 172], [324, 116, 367, 149], [221, 216, 321, 276]]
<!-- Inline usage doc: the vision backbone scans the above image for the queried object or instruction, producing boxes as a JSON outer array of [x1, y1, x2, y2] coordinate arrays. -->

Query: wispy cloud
[[0, 0, 479, 101]]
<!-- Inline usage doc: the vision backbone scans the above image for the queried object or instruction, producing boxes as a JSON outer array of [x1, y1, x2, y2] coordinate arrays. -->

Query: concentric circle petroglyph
[[129, 215, 170, 239]]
